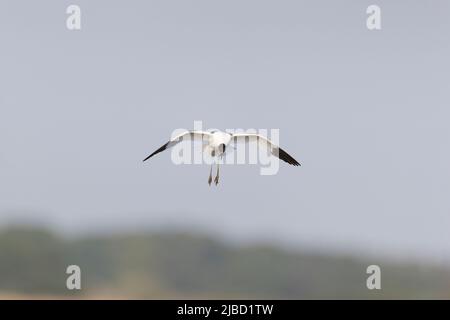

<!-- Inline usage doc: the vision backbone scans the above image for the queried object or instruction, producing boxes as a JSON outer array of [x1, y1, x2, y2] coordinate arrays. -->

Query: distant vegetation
[[0, 227, 449, 299]]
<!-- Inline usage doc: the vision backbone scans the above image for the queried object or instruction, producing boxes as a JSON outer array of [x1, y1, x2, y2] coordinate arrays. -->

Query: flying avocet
[[143, 130, 300, 185]]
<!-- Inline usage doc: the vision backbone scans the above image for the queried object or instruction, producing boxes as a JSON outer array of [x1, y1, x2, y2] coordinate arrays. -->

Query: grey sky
[[0, 1, 449, 262]]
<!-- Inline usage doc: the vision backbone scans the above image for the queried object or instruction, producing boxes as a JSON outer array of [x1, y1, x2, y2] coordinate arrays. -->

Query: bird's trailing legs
[[208, 164, 213, 186], [214, 163, 220, 185]]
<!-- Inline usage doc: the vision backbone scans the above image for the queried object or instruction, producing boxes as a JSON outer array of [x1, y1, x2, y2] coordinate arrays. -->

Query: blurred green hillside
[[0, 227, 449, 299]]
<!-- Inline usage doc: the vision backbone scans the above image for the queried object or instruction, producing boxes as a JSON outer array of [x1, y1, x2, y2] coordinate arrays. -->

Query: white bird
[[143, 130, 300, 185]]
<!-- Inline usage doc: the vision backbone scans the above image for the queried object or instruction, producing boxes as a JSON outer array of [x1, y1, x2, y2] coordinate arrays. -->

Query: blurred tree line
[[0, 227, 449, 299]]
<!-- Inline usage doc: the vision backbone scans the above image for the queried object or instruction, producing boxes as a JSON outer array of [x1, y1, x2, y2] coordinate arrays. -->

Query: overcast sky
[[0, 1, 449, 262]]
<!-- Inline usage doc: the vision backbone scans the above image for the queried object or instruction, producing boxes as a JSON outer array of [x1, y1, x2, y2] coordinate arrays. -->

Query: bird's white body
[[210, 131, 232, 148], [207, 131, 232, 157]]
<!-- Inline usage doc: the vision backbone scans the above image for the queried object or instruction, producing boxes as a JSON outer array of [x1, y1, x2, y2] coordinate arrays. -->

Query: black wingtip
[[142, 151, 158, 162], [276, 147, 301, 167], [143, 152, 155, 162], [143, 142, 170, 163]]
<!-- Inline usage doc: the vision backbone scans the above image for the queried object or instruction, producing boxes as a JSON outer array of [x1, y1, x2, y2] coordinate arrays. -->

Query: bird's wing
[[143, 131, 212, 162], [231, 133, 300, 166]]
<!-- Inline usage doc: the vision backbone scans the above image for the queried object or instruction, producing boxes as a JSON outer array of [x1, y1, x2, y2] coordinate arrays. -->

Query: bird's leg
[[208, 164, 213, 186], [214, 163, 220, 185]]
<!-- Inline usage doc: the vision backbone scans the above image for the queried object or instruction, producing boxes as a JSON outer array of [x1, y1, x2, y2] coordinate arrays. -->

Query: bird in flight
[[143, 130, 300, 185]]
